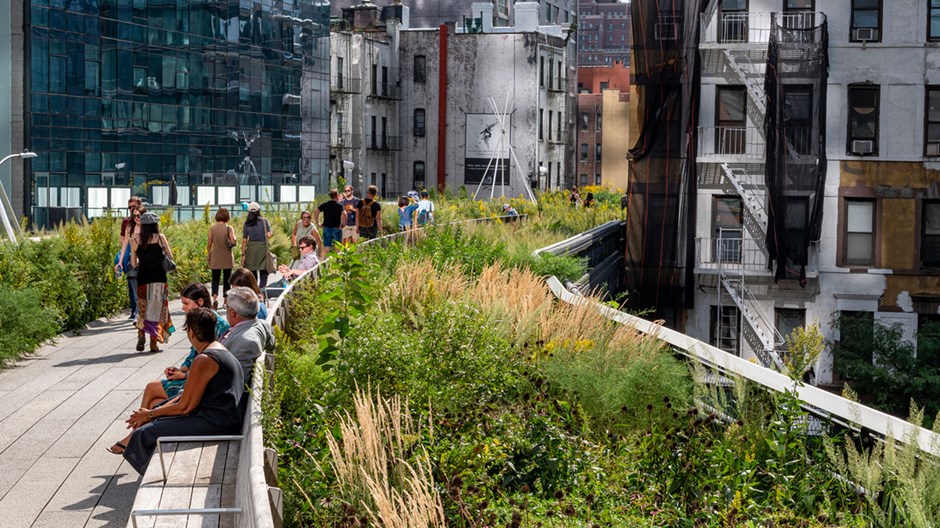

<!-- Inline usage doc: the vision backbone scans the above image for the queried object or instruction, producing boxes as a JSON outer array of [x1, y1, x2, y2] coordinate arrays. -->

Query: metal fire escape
[[701, 9, 787, 370]]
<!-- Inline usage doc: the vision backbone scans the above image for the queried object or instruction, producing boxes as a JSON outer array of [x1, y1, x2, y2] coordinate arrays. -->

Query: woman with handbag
[[206, 207, 236, 309], [132, 212, 175, 352], [241, 202, 273, 291]]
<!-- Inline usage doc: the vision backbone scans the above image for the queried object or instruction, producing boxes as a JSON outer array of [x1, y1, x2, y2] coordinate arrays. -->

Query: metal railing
[[701, 12, 825, 46], [696, 235, 768, 273], [330, 76, 362, 94], [697, 126, 765, 160], [330, 133, 362, 149]]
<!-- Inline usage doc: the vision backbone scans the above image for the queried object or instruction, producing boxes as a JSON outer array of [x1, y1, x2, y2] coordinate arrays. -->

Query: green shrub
[[0, 285, 58, 363]]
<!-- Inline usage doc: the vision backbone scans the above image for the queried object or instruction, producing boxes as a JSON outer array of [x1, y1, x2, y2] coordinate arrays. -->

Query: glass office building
[[21, 0, 329, 226]]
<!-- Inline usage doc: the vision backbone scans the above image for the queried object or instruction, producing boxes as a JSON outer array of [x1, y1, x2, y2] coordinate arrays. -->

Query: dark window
[[850, 0, 881, 42], [579, 174, 588, 186], [923, 200, 940, 268], [599, 81, 608, 91], [838, 311, 875, 369], [371, 64, 377, 95], [548, 111, 553, 140], [596, 112, 602, 130], [926, 87, 940, 155], [783, 0, 815, 32], [414, 109, 426, 137], [716, 86, 746, 154], [711, 305, 740, 354], [775, 308, 806, 345], [595, 143, 602, 161], [847, 85, 879, 155], [381, 66, 388, 96], [713, 196, 743, 263], [786, 197, 810, 262], [414, 55, 426, 83], [719, 0, 748, 43], [370, 115, 377, 148], [595, 174, 601, 185], [557, 114, 562, 141], [381, 117, 388, 147], [580, 112, 589, 130], [580, 143, 588, 160], [784, 85, 813, 155], [337, 57, 344, 89], [844, 199, 875, 266], [931, 0, 940, 40], [413, 161, 426, 189], [539, 109, 544, 140], [540, 56, 545, 87]]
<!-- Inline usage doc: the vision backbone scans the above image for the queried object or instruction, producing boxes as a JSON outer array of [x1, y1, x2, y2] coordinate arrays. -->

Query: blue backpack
[[416, 203, 433, 225]]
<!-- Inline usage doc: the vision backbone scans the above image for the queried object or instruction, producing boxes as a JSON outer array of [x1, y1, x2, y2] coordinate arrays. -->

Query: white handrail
[[542, 275, 940, 457]]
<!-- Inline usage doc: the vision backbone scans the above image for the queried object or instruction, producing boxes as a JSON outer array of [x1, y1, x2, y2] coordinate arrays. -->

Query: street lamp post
[[0, 151, 38, 244]]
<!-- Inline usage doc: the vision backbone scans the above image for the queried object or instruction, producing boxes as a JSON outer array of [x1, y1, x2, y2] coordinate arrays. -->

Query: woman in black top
[[132, 212, 175, 352], [122, 307, 245, 475]]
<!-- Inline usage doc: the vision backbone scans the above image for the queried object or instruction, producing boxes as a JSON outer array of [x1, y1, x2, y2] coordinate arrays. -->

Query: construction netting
[[626, 0, 707, 322], [763, 14, 829, 284]]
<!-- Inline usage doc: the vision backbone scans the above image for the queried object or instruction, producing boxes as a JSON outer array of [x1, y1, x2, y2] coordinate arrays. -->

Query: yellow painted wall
[[600, 89, 630, 191], [881, 199, 916, 270], [839, 160, 940, 308]]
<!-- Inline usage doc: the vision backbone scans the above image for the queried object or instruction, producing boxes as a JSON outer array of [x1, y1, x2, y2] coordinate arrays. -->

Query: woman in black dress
[[132, 212, 175, 352], [122, 307, 245, 475]]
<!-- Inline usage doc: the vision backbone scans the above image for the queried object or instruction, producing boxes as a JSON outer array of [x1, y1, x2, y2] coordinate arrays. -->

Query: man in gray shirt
[[221, 286, 275, 384]]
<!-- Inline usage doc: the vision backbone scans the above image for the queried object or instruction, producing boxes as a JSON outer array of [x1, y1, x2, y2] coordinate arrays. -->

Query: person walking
[[414, 190, 435, 226], [115, 206, 142, 320], [290, 210, 322, 266], [341, 185, 360, 243], [207, 207, 236, 310], [116, 196, 142, 319], [356, 185, 383, 240], [240, 202, 273, 290], [315, 189, 345, 259], [583, 192, 596, 208], [132, 211, 175, 352]]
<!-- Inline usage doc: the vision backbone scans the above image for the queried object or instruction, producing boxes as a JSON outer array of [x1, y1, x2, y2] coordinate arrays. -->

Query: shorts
[[342, 225, 359, 241], [359, 225, 378, 240], [322, 227, 342, 247]]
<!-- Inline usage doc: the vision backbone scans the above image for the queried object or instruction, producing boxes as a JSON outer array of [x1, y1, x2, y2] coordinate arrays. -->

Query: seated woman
[[107, 283, 229, 455], [277, 234, 319, 280], [121, 307, 245, 475], [230, 267, 268, 320]]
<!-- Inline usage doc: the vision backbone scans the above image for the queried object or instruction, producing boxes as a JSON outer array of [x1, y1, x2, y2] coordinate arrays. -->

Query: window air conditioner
[[928, 142, 940, 157], [851, 140, 874, 155], [852, 28, 878, 42]]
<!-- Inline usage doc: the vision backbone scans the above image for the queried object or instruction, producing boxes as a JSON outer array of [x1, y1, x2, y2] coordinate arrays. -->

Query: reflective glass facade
[[24, 0, 329, 225]]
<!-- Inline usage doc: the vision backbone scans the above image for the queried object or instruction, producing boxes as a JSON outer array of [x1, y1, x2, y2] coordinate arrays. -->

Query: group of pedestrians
[[106, 186, 437, 471]]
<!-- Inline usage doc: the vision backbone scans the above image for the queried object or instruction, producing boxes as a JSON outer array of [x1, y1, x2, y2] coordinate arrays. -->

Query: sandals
[[135, 335, 145, 352], [107, 442, 126, 455]]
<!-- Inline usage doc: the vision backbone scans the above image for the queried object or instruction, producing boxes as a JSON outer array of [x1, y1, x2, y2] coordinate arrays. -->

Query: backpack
[[416, 202, 433, 225], [357, 199, 375, 227]]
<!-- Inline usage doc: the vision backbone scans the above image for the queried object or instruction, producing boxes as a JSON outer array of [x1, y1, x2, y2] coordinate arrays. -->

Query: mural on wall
[[465, 113, 511, 186]]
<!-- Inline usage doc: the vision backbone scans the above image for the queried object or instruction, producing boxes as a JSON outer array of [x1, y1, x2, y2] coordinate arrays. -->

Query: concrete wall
[[398, 27, 570, 197], [2, 0, 27, 220]]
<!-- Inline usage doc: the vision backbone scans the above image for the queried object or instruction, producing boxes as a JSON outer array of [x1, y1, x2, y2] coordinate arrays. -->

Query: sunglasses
[[133, 215, 141, 218], [298, 244, 309, 249], [344, 189, 353, 192]]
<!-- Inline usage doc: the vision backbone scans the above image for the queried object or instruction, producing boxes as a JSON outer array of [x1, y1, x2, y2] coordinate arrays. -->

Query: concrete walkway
[[0, 301, 191, 528]]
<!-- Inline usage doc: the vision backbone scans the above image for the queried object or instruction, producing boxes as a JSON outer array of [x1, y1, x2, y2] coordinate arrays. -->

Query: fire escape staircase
[[718, 273, 785, 371], [719, 163, 768, 252], [723, 50, 766, 140]]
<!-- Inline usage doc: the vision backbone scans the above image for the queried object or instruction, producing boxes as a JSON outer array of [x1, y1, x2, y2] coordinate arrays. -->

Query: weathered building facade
[[330, 3, 402, 196], [628, 0, 940, 387], [577, 0, 632, 67], [397, 2, 575, 197]]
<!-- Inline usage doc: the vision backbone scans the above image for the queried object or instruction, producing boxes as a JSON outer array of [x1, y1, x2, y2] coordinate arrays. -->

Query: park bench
[[125, 363, 280, 528]]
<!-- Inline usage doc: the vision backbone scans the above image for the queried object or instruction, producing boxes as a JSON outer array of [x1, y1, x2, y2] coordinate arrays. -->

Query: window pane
[[932, 16, 940, 38], [714, 197, 743, 229], [846, 201, 873, 232], [717, 88, 746, 123], [855, 0, 878, 8], [853, 10, 879, 28], [929, 90, 940, 122], [846, 233, 873, 263], [926, 202, 940, 235]]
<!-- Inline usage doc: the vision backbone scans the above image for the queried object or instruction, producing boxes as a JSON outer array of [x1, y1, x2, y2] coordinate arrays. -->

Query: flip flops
[[106, 442, 126, 455]]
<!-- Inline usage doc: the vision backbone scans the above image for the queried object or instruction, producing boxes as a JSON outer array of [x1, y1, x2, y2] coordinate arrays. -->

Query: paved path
[[0, 301, 191, 528]]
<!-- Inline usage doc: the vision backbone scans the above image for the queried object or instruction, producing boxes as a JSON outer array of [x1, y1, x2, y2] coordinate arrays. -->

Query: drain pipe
[[437, 24, 448, 193]]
